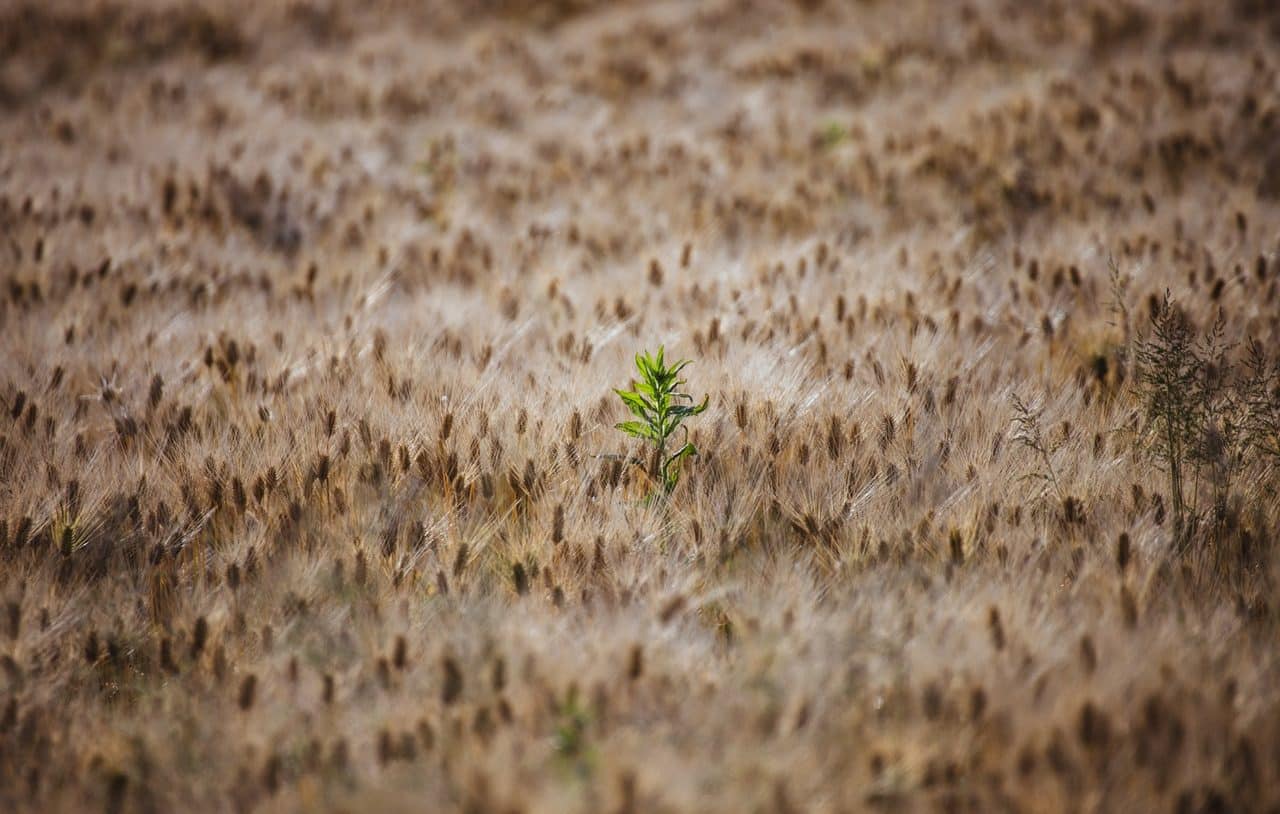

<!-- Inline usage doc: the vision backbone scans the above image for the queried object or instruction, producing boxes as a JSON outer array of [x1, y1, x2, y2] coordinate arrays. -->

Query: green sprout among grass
[[614, 347, 709, 498], [819, 121, 848, 149]]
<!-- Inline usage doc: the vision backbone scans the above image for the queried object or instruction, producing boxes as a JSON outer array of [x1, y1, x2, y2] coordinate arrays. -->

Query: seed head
[[238, 674, 257, 710], [442, 656, 463, 705]]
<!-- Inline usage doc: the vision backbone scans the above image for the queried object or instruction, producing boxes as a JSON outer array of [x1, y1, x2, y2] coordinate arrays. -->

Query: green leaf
[[668, 394, 709, 419], [634, 379, 658, 400], [615, 421, 655, 440], [662, 442, 698, 492], [614, 388, 654, 419], [665, 442, 697, 469]]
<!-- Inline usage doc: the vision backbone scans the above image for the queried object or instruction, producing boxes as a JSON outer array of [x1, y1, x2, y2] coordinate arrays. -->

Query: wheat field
[[2, 1, 1280, 811]]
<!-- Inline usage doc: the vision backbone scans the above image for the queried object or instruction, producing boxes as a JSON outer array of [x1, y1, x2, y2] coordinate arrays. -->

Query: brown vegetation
[[2, 0, 1280, 811]]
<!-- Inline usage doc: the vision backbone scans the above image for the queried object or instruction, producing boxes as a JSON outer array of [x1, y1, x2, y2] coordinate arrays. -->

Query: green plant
[[819, 121, 848, 149], [552, 686, 591, 760], [614, 347, 709, 498]]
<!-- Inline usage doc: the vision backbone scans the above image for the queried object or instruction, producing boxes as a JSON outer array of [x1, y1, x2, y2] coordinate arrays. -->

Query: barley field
[[3, 1, 1280, 812]]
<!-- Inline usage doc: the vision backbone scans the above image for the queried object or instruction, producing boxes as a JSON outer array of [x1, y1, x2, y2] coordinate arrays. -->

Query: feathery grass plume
[[614, 347, 709, 498], [1242, 338, 1280, 465], [1010, 393, 1065, 502], [1133, 292, 1238, 550]]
